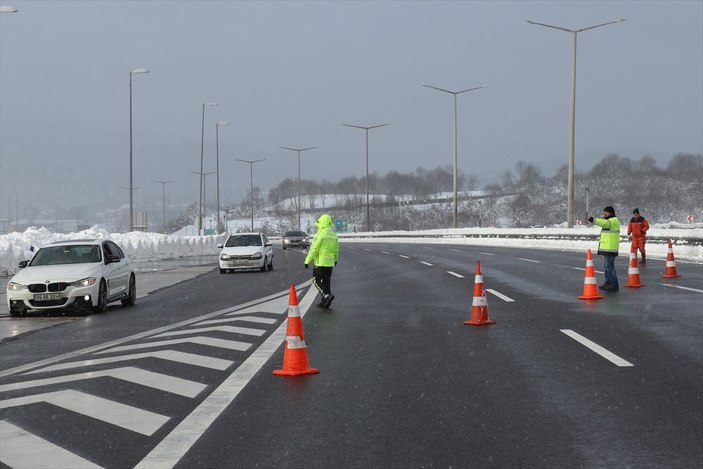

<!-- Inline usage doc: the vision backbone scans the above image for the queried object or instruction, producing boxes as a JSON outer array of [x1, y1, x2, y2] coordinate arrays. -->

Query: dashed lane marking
[[0, 420, 102, 469], [486, 289, 515, 302], [518, 257, 541, 263], [419, 261, 433, 266], [479, 252, 495, 256], [0, 390, 170, 435], [447, 271, 464, 278], [662, 283, 703, 293], [574, 267, 605, 274], [196, 316, 277, 326], [560, 329, 634, 367], [381, 251, 391, 254], [399, 255, 410, 259]]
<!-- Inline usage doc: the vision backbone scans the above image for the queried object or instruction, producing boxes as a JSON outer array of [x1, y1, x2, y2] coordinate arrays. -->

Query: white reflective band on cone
[[628, 268, 639, 274], [285, 336, 307, 349], [472, 296, 487, 307], [474, 275, 483, 283], [586, 260, 595, 266], [288, 305, 301, 318], [584, 277, 597, 284], [666, 261, 676, 267]]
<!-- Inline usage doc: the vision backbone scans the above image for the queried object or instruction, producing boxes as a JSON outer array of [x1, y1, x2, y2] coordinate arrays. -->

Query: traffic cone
[[464, 261, 496, 326], [273, 285, 320, 376], [662, 240, 681, 279], [578, 249, 604, 300], [625, 250, 644, 288]]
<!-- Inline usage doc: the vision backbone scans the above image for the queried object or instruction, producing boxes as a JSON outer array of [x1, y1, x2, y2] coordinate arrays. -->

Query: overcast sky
[[1, 0, 701, 218]]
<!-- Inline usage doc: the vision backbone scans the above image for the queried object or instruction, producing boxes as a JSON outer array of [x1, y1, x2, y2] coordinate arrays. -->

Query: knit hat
[[633, 208, 640, 214], [604, 206, 615, 215]]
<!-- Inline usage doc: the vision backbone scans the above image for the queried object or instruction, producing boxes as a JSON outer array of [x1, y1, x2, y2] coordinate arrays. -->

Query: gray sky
[[1, 0, 701, 216]]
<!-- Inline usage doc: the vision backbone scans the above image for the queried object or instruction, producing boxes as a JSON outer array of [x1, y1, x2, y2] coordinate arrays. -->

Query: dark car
[[281, 230, 309, 250]]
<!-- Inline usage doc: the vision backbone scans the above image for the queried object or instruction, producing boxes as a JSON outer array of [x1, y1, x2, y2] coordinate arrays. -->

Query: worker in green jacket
[[304, 213, 339, 308], [588, 205, 621, 292]]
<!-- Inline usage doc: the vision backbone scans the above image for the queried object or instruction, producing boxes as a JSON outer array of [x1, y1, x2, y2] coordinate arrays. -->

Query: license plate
[[34, 293, 62, 301]]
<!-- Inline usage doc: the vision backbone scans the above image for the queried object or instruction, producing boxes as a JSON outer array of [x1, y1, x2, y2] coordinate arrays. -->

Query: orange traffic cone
[[578, 249, 604, 300], [662, 240, 681, 279], [273, 285, 320, 376], [464, 261, 496, 326], [625, 250, 644, 288]]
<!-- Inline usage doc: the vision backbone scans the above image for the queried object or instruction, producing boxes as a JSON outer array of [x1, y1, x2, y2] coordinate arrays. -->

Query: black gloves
[[304, 264, 309, 269], [335, 261, 337, 266], [587, 217, 594, 223]]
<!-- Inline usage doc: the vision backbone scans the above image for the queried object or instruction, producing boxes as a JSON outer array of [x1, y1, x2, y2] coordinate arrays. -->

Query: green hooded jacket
[[304, 214, 339, 267], [594, 215, 620, 256]]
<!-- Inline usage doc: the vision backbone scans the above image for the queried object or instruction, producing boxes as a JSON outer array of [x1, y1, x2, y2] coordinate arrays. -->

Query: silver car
[[281, 230, 309, 250], [6, 239, 136, 316], [218, 232, 273, 273]]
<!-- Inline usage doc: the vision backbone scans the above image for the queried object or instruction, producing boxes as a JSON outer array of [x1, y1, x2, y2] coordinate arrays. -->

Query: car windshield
[[30, 245, 101, 266], [285, 231, 305, 237], [225, 235, 262, 247]]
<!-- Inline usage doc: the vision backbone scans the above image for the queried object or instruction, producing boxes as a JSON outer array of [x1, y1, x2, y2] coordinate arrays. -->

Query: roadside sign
[[334, 218, 348, 232]]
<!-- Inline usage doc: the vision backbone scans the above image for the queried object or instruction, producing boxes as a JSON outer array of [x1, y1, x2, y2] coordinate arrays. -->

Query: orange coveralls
[[627, 215, 649, 256]]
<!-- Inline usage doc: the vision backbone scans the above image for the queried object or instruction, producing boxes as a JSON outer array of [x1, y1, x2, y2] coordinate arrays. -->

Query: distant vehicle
[[281, 230, 309, 250], [217, 232, 273, 273], [6, 239, 136, 317]]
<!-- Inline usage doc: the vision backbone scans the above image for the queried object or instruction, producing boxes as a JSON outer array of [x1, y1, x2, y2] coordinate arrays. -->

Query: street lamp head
[[0, 6, 18, 12], [131, 68, 149, 75], [217, 121, 229, 126], [204, 102, 218, 107]]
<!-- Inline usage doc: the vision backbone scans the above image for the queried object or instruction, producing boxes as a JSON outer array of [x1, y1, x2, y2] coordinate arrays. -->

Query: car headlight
[[220, 253, 232, 260], [7, 282, 27, 292], [250, 252, 262, 259], [283, 239, 290, 244], [71, 277, 96, 288]]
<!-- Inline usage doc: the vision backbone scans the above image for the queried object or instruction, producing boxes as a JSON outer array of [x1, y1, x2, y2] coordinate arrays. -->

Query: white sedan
[[218, 232, 273, 273], [6, 239, 136, 316]]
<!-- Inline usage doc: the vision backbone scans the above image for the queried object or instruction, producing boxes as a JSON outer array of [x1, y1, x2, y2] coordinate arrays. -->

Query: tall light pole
[[215, 121, 229, 233], [129, 68, 149, 232], [342, 123, 390, 232], [422, 83, 486, 228], [199, 101, 218, 234], [151, 180, 174, 234], [279, 146, 316, 229], [236, 158, 267, 231], [527, 18, 626, 228], [192, 170, 216, 233]]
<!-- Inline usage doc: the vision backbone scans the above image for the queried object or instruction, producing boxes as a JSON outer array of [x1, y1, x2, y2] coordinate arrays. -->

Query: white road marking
[[97, 336, 252, 354], [479, 252, 495, 256], [560, 329, 634, 367], [363, 248, 372, 251], [134, 283, 318, 468], [0, 420, 102, 469], [1, 366, 207, 398], [518, 257, 541, 263], [381, 251, 391, 254], [662, 283, 703, 293], [196, 316, 277, 326], [419, 261, 433, 266], [486, 289, 515, 302], [399, 255, 410, 259], [24, 350, 233, 374], [574, 267, 605, 274], [449, 249, 462, 252], [152, 325, 266, 338], [0, 390, 169, 435], [447, 271, 464, 278], [0, 284, 307, 378]]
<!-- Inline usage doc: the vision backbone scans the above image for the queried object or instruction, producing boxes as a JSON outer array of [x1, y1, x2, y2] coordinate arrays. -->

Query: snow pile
[[1, 223, 700, 277]]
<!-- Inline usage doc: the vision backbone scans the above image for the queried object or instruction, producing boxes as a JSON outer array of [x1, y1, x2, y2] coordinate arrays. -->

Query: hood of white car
[[221, 246, 265, 256], [10, 264, 103, 284]]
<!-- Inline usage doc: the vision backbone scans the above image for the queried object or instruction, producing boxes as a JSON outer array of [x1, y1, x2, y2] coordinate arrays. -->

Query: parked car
[[281, 230, 309, 250], [6, 239, 136, 317], [218, 232, 273, 273]]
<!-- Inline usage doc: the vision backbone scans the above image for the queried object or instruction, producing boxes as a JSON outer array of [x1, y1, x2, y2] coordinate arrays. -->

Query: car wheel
[[121, 274, 136, 307], [220, 268, 226, 274], [260, 259, 267, 272], [282, 246, 287, 250], [9, 309, 26, 318], [267, 257, 273, 271], [93, 280, 107, 313]]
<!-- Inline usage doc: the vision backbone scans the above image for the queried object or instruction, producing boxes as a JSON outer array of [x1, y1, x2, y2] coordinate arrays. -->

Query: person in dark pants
[[304, 214, 339, 308], [588, 206, 621, 292]]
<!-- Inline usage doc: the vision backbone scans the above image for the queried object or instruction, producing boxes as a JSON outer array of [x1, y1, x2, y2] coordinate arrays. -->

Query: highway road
[[0, 242, 701, 468]]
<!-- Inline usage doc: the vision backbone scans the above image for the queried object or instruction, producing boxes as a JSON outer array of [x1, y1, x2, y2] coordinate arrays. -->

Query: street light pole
[[236, 159, 267, 231], [199, 102, 218, 235], [279, 146, 316, 229], [342, 123, 390, 232], [129, 68, 149, 232], [215, 121, 229, 233], [422, 83, 486, 228], [527, 18, 626, 227], [151, 180, 174, 234], [192, 170, 216, 233]]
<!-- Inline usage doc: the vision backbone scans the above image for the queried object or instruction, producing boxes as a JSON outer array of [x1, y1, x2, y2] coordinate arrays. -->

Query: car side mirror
[[217, 244, 224, 249], [18, 260, 28, 268], [265, 242, 272, 247]]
